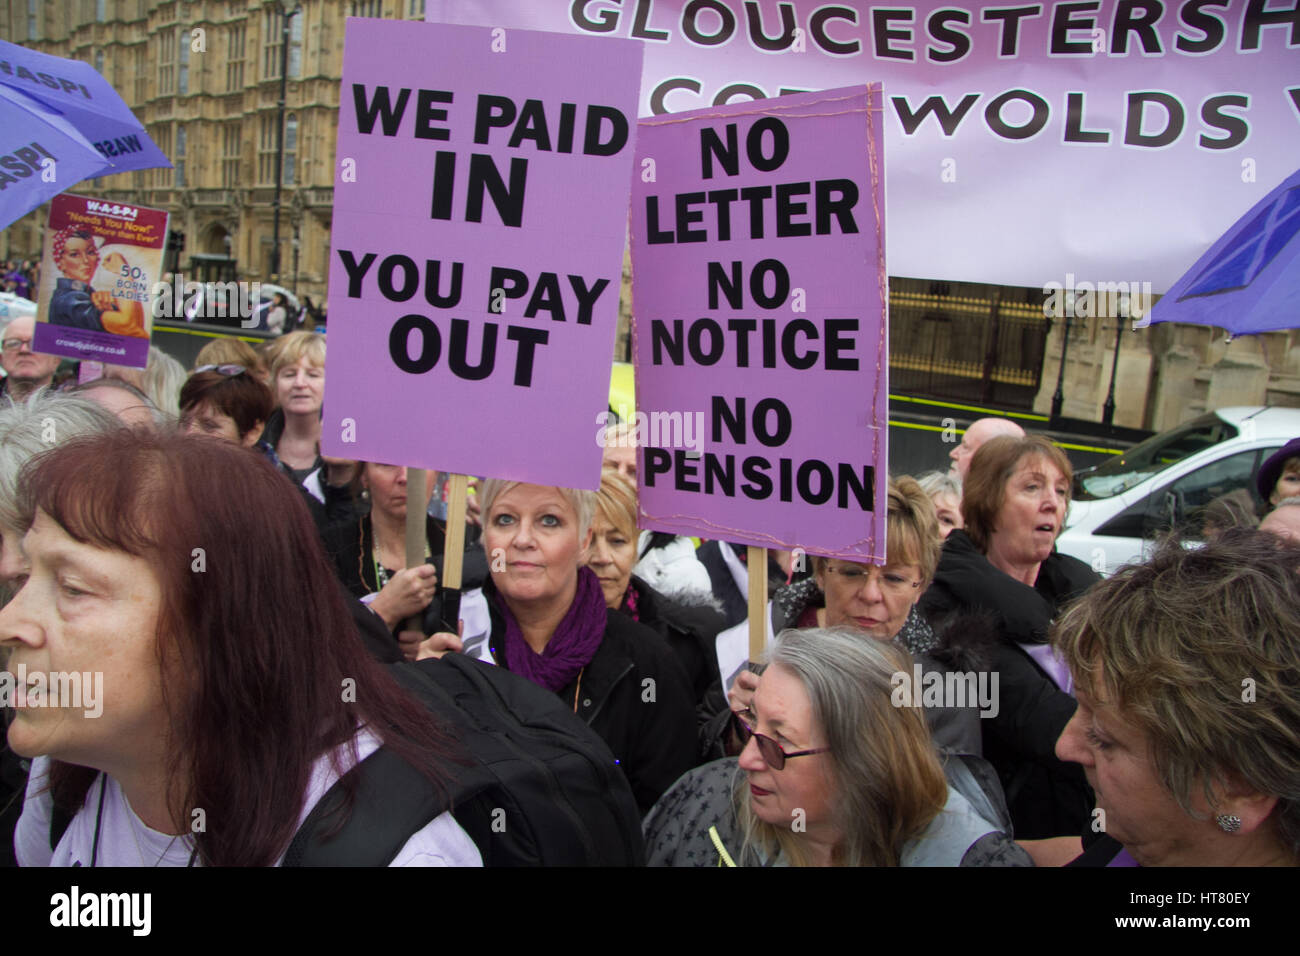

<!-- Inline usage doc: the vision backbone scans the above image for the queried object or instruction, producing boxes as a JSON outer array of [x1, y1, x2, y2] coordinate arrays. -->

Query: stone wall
[[1034, 315, 1300, 432]]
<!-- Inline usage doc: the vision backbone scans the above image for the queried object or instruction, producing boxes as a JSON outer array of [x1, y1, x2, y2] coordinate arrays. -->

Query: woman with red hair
[[5, 430, 477, 866]]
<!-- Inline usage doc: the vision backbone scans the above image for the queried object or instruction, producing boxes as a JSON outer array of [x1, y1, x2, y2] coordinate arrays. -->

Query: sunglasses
[[735, 709, 828, 770], [194, 364, 247, 377]]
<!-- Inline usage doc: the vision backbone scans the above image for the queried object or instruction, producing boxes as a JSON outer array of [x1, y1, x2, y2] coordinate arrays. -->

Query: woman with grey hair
[[644, 627, 1031, 866], [0, 390, 122, 587], [706, 476, 988, 760], [916, 470, 964, 538], [105, 345, 187, 419], [437, 478, 696, 814]]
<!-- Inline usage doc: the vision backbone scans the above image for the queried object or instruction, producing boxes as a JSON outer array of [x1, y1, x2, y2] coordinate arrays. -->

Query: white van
[[1056, 406, 1300, 575]]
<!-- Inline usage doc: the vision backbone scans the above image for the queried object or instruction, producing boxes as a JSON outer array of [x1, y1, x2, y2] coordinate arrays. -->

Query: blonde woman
[[261, 330, 327, 485], [587, 470, 724, 707]]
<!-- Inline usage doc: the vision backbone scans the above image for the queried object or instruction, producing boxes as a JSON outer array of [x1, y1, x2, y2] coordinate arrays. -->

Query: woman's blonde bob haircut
[[1052, 530, 1300, 862], [735, 627, 948, 866], [267, 330, 326, 380], [811, 475, 943, 588], [593, 470, 639, 542], [477, 478, 596, 543]]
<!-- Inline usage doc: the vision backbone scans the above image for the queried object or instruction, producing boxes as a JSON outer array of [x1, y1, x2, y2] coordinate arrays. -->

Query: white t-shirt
[[15, 730, 481, 867]]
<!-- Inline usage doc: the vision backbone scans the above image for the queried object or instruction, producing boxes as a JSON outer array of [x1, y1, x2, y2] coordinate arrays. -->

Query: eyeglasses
[[735, 709, 828, 770], [2, 337, 32, 353], [194, 364, 247, 377], [823, 564, 920, 596]]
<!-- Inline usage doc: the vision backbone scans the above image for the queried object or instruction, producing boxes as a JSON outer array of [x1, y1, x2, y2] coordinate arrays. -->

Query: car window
[[1166, 449, 1263, 538], [1098, 449, 1265, 541], [1074, 413, 1239, 500]]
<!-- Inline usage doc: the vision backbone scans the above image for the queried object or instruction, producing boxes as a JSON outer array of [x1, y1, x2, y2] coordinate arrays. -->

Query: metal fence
[[889, 277, 1048, 411]]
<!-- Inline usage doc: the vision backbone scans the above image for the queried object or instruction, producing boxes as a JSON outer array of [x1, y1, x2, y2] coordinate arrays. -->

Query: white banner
[[428, 0, 1300, 293]]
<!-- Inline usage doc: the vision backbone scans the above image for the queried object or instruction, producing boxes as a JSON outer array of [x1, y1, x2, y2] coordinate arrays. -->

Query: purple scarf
[[1107, 846, 1140, 867], [492, 567, 607, 693]]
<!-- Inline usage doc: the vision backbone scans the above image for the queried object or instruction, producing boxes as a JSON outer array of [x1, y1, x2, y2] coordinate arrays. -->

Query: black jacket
[[618, 575, 724, 711], [258, 408, 361, 532], [696, 541, 800, 629], [1066, 833, 1126, 867], [322, 513, 487, 637], [482, 580, 697, 816], [919, 529, 1099, 839]]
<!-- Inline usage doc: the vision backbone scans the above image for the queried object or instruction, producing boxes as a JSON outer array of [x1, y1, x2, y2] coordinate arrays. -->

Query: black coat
[[321, 513, 487, 636], [257, 407, 360, 533], [482, 580, 698, 816], [696, 541, 797, 629], [618, 575, 724, 710], [919, 529, 1099, 839]]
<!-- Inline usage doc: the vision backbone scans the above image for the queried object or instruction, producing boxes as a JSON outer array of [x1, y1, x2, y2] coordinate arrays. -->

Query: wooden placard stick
[[404, 468, 428, 571], [441, 473, 469, 591], [747, 545, 767, 664], [402, 467, 429, 634]]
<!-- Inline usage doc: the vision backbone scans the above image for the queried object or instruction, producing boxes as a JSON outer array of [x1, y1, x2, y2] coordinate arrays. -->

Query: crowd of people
[[2, 260, 37, 301], [1, 328, 1299, 868]]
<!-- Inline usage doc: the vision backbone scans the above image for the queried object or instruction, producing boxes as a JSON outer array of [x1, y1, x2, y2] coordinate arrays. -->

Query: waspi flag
[[0, 38, 171, 231]]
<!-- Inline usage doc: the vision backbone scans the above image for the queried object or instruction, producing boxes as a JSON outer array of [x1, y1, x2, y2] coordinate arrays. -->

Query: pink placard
[[631, 86, 888, 561], [321, 20, 644, 488]]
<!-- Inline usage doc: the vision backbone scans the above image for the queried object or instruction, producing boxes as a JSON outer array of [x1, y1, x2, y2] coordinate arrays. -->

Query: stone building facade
[[0, 0, 429, 304], [1032, 312, 1300, 433], [2, 1, 1296, 431]]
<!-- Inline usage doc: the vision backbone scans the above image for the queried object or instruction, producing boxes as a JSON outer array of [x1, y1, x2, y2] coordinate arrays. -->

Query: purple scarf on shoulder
[[491, 567, 607, 693]]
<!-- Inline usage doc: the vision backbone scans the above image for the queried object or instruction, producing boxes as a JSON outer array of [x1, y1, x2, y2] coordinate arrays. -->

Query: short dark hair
[[962, 435, 1073, 552], [179, 369, 273, 438]]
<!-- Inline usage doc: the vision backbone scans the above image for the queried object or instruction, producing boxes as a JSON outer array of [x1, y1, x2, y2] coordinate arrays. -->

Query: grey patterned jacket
[[643, 757, 1034, 867]]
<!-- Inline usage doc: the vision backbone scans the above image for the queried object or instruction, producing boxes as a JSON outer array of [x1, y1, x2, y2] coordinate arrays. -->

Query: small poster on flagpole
[[34, 192, 168, 368]]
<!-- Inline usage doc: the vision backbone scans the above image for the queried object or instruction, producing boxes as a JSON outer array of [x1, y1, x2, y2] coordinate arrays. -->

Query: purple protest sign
[[321, 20, 643, 489], [33, 193, 166, 369], [631, 87, 887, 561]]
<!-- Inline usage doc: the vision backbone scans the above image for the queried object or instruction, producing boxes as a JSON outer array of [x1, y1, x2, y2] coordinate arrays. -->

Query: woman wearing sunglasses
[[179, 364, 273, 449], [179, 365, 352, 534], [644, 628, 1031, 866]]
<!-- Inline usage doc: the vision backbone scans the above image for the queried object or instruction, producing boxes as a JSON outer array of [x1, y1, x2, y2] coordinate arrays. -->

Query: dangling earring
[[1216, 814, 1242, 833]]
